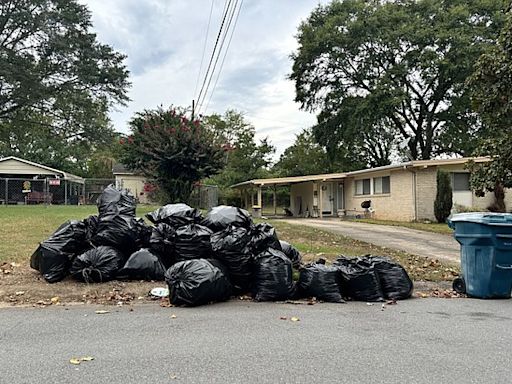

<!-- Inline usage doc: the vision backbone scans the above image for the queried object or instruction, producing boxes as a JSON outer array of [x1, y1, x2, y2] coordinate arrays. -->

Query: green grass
[[353, 218, 453, 235], [0, 205, 159, 263]]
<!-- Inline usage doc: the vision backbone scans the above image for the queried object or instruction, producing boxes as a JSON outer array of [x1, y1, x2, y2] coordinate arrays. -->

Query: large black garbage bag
[[70, 246, 124, 283], [174, 224, 213, 261], [165, 258, 232, 306], [297, 262, 344, 303], [279, 240, 301, 269], [117, 248, 166, 281], [334, 256, 384, 302], [210, 226, 253, 292], [149, 223, 176, 268], [30, 220, 91, 283], [146, 203, 202, 227], [82, 215, 99, 242], [92, 212, 141, 256], [69, 245, 124, 283], [97, 184, 136, 216], [359, 256, 413, 300], [252, 248, 295, 301], [202, 205, 253, 232], [250, 223, 282, 254], [133, 217, 152, 250]]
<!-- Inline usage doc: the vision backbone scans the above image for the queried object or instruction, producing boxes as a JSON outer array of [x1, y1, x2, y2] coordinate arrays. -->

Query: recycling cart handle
[[496, 264, 512, 270]]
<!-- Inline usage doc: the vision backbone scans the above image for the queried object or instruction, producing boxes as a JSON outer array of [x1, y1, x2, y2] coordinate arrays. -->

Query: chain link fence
[[189, 184, 219, 210]]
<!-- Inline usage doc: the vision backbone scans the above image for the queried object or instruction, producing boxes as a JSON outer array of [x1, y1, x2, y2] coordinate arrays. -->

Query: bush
[[434, 170, 453, 223]]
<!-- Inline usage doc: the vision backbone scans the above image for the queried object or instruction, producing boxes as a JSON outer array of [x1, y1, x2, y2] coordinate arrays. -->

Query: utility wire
[[193, 0, 215, 99], [203, 0, 243, 114], [196, 0, 232, 109], [197, 0, 238, 113]]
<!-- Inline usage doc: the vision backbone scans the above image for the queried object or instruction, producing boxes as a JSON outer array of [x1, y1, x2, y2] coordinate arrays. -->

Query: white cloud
[[82, 0, 328, 159]]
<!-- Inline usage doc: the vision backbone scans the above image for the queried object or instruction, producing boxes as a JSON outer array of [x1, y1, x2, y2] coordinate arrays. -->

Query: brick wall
[[415, 167, 437, 221]]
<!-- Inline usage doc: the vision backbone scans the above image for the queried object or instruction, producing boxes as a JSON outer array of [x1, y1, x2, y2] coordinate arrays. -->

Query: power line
[[203, 0, 243, 114], [193, 0, 215, 99], [197, 0, 239, 113], [195, 0, 232, 109]]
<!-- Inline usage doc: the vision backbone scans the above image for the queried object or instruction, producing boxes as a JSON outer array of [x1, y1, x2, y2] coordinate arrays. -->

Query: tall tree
[[122, 106, 225, 203], [291, 0, 504, 161], [0, 0, 130, 172], [468, 5, 512, 199], [274, 128, 332, 176]]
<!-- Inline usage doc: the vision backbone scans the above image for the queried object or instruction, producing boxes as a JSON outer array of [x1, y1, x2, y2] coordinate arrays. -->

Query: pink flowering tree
[[121, 106, 225, 203]]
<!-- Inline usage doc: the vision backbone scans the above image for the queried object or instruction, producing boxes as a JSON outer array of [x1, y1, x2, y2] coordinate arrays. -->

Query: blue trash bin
[[448, 213, 512, 299]]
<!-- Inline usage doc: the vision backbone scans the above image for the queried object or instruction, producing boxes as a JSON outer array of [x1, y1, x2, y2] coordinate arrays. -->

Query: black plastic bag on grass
[[359, 256, 413, 300], [149, 223, 176, 267], [30, 220, 91, 282], [279, 240, 301, 269], [92, 213, 142, 256], [70, 246, 124, 283], [146, 203, 202, 227], [97, 184, 136, 216], [174, 224, 213, 261], [117, 248, 166, 281], [334, 256, 384, 302], [252, 248, 295, 301], [297, 262, 344, 303], [165, 258, 232, 306], [210, 226, 253, 292], [250, 223, 282, 254], [202, 205, 253, 232]]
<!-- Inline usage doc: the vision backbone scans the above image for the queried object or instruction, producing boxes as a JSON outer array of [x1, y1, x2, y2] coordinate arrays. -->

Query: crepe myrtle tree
[[121, 106, 225, 203]]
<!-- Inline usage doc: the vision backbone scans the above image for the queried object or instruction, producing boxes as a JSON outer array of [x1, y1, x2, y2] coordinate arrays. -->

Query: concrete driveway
[[1, 299, 511, 384], [281, 219, 460, 263]]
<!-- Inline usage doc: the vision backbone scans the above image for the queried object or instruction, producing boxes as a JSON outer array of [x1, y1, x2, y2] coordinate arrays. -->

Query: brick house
[[232, 157, 508, 221]]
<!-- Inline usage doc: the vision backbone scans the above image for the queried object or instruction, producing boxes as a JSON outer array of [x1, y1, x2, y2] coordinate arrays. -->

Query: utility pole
[[191, 99, 195, 120]]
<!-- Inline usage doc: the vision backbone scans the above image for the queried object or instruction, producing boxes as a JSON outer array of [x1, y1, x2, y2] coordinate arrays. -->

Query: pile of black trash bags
[[30, 186, 413, 306]]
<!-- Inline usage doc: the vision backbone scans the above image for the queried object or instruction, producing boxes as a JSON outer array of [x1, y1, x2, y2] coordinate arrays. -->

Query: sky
[[83, 0, 328, 160]]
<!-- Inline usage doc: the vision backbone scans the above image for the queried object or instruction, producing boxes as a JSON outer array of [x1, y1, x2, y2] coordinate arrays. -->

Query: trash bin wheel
[[452, 277, 466, 294]]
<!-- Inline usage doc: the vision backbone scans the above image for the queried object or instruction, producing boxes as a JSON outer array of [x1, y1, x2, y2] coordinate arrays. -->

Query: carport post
[[257, 186, 262, 209], [64, 180, 68, 205], [4, 178, 8, 205], [244, 189, 249, 210], [273, 184, 277, 216], [318, 181, 323, 219]]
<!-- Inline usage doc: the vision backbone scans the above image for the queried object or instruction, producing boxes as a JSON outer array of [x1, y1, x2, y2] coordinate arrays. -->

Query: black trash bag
[[164, 258, 232, 306], [146, 203, 202, 227], [92, 212, 141, 256], [149, 223, 176, 267], [97, 184, 136, 216], [250, 223, 282, 254], [359, 256, 413, 300], [133, 217, 152, 250], [334, 256, 384, 302], [30, 220, 91, 282], [210, 226, 253, 292], [279, 240, 302, 269], [117, 248, 166, 281], [70, 246, 124, 283], [174, 224, 213, 262], [202, 205, 253, 232], [82, 215, 99, 242], [297, 262, 344, 303], [252, 248, 295, 301]]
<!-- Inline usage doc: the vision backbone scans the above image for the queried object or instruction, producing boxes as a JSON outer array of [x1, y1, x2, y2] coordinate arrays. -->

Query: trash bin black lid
[[448, 212, 512, 227]]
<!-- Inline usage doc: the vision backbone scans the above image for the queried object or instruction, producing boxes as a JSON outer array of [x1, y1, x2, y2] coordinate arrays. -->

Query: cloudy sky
[[83, 0, 328, 159]]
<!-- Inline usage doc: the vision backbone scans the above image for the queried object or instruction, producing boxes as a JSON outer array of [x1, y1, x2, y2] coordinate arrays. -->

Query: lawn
[[353, 218, 453, 235]]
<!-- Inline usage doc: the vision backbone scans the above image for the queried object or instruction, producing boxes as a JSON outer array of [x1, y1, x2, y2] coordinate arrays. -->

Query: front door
[[321, 183, 334, 215]]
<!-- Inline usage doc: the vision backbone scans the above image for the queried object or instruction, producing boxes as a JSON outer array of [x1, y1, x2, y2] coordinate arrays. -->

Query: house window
[[374, 176, 390, 194], [355, 178, 370, 195], [452, 173, 470, 191]]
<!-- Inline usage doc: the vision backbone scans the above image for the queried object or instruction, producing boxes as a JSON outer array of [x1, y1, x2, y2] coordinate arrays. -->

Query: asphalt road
[[1, 299, 512, 383], [282, 219, 460, 263]]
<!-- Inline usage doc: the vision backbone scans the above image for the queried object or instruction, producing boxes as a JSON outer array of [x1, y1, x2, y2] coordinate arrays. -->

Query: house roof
[[0, 156, 85, 183], [112, 163, 143, 176], [231, 156, 490, 189]]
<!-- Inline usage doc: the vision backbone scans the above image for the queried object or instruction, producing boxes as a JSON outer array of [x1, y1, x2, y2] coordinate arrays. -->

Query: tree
[[434, 171, 453, 223], [0, 0, 130, 173], [273, 128, 331, 176], [121, 106, 225, 203], [291, 0, 504, 161], [468, 5, 512, 205], [204, 110, 274, 203]]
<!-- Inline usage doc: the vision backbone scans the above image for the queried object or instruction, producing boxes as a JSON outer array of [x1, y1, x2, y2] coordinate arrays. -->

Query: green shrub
[[434, 170, 453, 223]]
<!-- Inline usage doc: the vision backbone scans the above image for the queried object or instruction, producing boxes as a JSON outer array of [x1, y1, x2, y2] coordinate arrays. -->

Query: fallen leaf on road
[[15, 291, 25, 296], [366, 303, 374, 306], [279, 316, 287, 320], [95, 310, 110, 314], [80, 356, 94, 361], [170, 314, 177, 319], [170, 375, 178, 379], [290, 317, 300, 322], [69, 358, 81, 365], [51, 296, 60, 304]]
